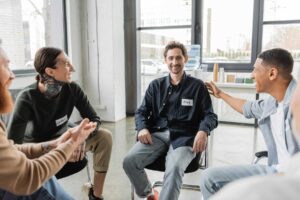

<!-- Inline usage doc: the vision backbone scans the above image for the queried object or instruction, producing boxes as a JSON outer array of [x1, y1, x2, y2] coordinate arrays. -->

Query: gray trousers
[[123, 130, 196, 200], [200, 164, 277, 200]]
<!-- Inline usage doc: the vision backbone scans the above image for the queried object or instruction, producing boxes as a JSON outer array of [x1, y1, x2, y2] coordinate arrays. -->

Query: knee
[[123, 150, 143, 172], [200, 168, 219, 191], [167, 161, 185, 176], [123, 154, 135, 172], [95, 128, 113, 148]]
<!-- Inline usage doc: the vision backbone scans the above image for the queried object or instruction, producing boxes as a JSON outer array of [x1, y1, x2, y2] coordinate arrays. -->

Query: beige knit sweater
[[0, 121, 73, 195]]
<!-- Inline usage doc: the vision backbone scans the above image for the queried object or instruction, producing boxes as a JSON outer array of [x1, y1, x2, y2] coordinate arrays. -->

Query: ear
[[269, 67, 278, 81], [44, 67, 55, 77], [184, 55, 189, 63], [164, 57, 167, 63]]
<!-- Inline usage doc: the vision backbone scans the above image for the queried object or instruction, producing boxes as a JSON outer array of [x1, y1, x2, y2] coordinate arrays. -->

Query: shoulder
[[186, 75, 206, 89], [16, 83, 38, 101], [67, 82, 84, 93], [187, 75, 204, 83], [285, 78, 297, 102], [68, 81, 81, 89], [149, 76, 168, 88]]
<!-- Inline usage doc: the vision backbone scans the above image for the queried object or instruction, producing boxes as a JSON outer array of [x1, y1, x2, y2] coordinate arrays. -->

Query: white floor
[[58, 117, 267, 200]]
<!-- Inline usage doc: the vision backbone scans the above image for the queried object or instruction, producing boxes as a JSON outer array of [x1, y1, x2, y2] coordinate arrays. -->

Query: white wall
[[65, 0, 83, 85], [10, 0, 126, 123], [292, 61, 300, 80], [68, 0, 126, 122]]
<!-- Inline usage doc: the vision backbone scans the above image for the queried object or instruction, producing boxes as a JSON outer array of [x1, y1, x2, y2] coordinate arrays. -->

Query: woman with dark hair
[[0, 47, 96, 200], [7, 47, 112, 200]]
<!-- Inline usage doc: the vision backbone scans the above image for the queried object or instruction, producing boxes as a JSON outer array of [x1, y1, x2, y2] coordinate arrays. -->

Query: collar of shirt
[[260, 79, 297, 120], [165, 72, 187, 91]]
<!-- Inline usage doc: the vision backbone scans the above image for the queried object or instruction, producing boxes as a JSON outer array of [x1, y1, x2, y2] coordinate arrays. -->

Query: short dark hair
[[258, 48, 294, 78], [163, 41, 188, 58], [34, 47, 63, 75]]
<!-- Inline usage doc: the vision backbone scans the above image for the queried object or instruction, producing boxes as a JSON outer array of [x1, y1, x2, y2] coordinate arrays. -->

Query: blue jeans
[[123, 130, 196, 200], [0, 177, 74, 200], [200, 164, 277, 200]]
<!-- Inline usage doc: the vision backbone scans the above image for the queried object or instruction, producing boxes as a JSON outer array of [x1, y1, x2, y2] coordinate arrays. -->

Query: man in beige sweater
[[0, 46, 97, 199]]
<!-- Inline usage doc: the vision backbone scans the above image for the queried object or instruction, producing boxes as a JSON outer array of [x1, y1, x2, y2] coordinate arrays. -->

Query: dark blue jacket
[[135, 73, 218, 148]]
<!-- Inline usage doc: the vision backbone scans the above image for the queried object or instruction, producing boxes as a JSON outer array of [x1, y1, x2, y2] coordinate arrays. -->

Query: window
[[138, 0, 192, 98], [264, 0, 300, 21], [202, 0, 254, 64], [262, 0, 300, 62], [140, 0, 191, 27], [139, 28, 191, 95], [0, 0, 66, 74], [135, 0, 300, 103]]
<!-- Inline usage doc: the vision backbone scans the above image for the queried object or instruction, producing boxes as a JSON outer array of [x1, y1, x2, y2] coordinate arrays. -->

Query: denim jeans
[[200, 164, 277, 200], [123, 130, 196, 200], [0, 177, 74, 200]]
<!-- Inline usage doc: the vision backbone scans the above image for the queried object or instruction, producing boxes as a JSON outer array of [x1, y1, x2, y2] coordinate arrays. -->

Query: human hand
[[192, 131, 208, 153], [137, 129, 153, 145], [68, 142, 86, 162], [68, 118, 97, 146], [205, 81, 222, 98], [54, 130, 73, 146], [42, 130, 72, 153]]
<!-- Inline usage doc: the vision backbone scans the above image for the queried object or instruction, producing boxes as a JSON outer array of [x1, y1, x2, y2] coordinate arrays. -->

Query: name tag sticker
[[55, 115, 68, 126], [181, 99, 193, 106]]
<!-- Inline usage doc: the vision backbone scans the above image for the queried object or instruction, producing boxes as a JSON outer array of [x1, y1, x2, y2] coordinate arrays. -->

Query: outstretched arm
[[206, 81, 247, 114]]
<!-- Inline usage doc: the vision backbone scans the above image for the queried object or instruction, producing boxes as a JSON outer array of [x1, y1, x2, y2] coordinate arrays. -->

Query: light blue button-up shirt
[[243, 79, 300, 167]]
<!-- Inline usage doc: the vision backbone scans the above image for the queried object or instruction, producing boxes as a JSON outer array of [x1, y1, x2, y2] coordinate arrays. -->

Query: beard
[[0, 83, 14, 114]]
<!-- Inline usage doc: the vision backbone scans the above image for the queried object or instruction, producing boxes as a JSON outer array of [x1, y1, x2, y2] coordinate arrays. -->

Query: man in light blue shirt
[[201, 48, 299, 199], [210, 67, 300, 200]]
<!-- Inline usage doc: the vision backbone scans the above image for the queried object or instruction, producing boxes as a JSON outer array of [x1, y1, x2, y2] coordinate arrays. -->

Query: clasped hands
[[47, 118, 97, 161]]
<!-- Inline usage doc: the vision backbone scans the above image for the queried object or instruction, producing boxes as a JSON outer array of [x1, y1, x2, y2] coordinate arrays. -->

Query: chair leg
[[181, 183, 201, 191], [131, 184, 135, 200], [152, 181, 163, 188], [86, 156, 92, 184]]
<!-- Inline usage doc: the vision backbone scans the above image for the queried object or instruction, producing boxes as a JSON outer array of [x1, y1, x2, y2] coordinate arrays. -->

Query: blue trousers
[[200, 164, 277, 200], [123, 130, 196, 200], [0, 177, 74, 200]]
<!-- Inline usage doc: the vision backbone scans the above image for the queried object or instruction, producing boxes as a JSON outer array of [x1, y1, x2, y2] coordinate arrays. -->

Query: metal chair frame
[[252, 150, 268, 164]]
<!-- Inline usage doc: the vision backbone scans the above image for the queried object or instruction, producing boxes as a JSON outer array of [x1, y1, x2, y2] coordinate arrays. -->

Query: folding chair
[[131, 145, 208, 200]]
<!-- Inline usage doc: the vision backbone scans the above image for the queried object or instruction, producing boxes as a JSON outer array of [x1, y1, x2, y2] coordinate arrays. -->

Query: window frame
[[193, 0, 261, 72], [125, 0, 300, 112], [5, 0, 68, 77]]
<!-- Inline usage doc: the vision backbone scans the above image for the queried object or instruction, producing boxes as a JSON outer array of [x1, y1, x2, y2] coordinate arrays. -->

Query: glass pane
[[140, 28, 191, 98], [202, 0, 253, 63], [0, 0, 65, 71], [262, 24, 300, 62], [140, 0, 192, 27], [264, 0, 300, 21]]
